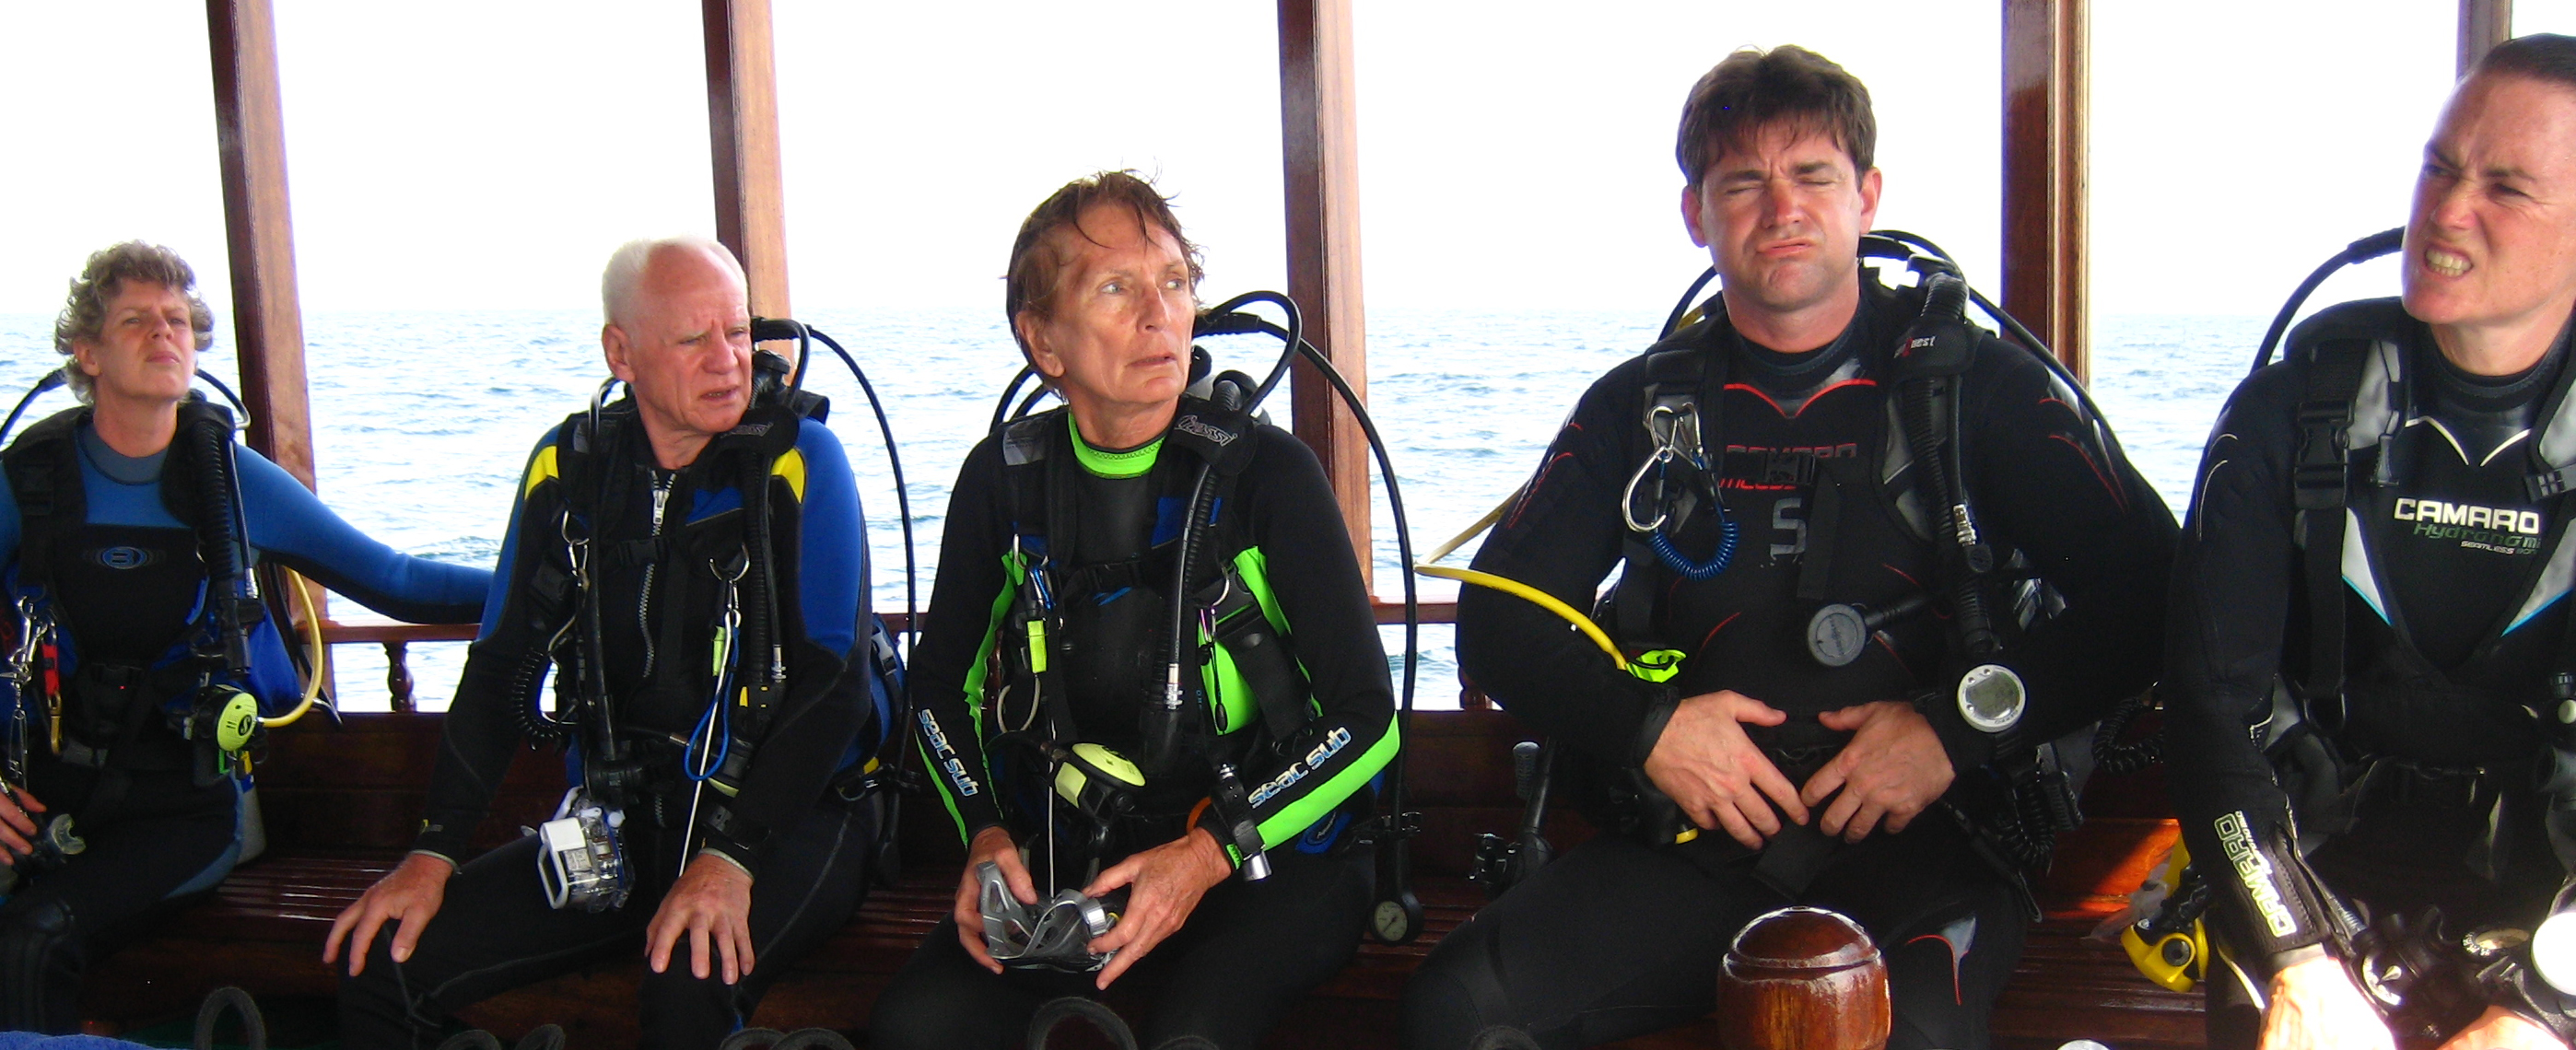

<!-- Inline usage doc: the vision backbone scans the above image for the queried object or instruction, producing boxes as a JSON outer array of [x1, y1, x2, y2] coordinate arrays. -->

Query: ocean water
[[0, 306, 2256, 713]]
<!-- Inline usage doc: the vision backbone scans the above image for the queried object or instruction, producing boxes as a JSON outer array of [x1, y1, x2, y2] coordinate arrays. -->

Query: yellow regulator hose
[[259, 569, 325, 729], [1411, 484, 1629, 671]]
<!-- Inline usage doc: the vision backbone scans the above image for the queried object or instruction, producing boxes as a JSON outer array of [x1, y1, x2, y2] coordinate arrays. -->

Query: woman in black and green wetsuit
[[871, 172, 1398, 1050]]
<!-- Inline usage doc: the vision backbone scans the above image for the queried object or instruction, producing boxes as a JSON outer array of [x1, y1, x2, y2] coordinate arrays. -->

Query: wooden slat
[[1277, 0, 1375, 589], [2001, 0, 2090, 382], [317, 598, 1459, 649], [205, 0, 317, 491], [702, 0, 791, 319], [2461, 0, 2515, 77]]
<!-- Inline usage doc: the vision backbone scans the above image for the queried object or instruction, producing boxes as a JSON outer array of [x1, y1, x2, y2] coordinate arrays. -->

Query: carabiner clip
[[1623, 447, 1674, 533]]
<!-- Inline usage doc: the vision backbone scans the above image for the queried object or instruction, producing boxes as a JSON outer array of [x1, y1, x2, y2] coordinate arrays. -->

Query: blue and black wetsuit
[[339, 394, 881, 1050], [0, 404, 489, 1033], [871, 411, 1396, 1050], [1409, 274, 2175, 1050]]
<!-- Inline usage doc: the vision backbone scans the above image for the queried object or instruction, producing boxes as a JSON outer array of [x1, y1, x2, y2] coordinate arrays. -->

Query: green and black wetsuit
[[875, 408, 1396, 1050]]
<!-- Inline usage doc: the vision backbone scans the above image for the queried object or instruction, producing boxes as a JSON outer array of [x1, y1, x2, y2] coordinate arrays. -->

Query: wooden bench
[[81, 710, 2205, 1048]]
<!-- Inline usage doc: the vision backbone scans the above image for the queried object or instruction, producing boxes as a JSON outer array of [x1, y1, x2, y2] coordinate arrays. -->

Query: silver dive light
[[536, 788, 631, 913]]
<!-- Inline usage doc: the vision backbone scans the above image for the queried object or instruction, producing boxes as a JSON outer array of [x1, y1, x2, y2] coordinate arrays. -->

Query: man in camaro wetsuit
[[327, 238, 880, 1048], [2168, 36, 2576, 1050], [1403, 47, 2175, 1049], [868, 172, 1396, 1050], [0, 242, 489, 1031]]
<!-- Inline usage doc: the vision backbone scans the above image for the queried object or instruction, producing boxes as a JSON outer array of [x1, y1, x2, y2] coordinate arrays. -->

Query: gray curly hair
[[52, 241, 216, 404]]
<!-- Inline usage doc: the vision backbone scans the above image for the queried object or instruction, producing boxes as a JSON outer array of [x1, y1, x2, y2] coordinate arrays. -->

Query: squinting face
[[1682, 122, 1881, 324], [603, 246, 754, 451], [2403, 74, 2576, 340], [75, 281, 198, 405], [1018, 204, 1196, 416]]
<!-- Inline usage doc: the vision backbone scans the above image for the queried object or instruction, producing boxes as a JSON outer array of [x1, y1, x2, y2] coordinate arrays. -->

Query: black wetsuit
[[2167, 299, 2576, 1044], [1406, 274, 2176, 1049], [0, 411, 488, 1032], [870, 413, 1393, 1050], [339, 399, 880, 1050]]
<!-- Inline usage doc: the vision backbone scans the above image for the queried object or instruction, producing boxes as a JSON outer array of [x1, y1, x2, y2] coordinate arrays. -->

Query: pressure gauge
[[1957, 664, 2026, 734]]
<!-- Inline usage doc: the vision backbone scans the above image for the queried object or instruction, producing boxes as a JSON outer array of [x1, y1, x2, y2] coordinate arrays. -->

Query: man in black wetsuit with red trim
[[1401, 45, 2175, 1050], [2166, 35, 2576, 1050]]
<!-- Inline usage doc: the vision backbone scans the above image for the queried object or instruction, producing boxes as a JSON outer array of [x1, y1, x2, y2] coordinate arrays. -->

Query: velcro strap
[[608, 538, 670, 566], [2291, 340, 2371, 510], [1060, 558, 1151, 601], [2533, 462, 2576, 502]]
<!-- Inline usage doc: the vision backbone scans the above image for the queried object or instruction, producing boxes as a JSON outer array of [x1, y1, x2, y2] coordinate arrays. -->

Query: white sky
[[1, 2, 2571, 333]]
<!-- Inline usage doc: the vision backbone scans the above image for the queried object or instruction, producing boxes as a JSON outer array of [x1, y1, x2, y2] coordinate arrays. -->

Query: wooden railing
[[319, 599, 1463, 713]]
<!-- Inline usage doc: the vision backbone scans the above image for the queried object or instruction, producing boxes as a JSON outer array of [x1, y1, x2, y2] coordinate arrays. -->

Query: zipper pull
[[650, 472, 673, 533]]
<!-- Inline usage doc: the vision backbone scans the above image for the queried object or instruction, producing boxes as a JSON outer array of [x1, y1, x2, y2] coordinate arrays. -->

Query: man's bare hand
[[1641, 689, 1808, 848], [2261, 955, 2396, 1050], [324, 852, 453, 976], [1802, 700, 1954, 842], [0, 785, 47, 863], [952, 825, 1035, 974], [2437, 1005, 2568, 1050], [1080, 827, 1232, 990], [646, 853, 755, 984]]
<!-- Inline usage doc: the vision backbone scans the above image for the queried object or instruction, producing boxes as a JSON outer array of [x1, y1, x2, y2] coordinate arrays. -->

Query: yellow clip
[[1027, 621, 1048, 673]]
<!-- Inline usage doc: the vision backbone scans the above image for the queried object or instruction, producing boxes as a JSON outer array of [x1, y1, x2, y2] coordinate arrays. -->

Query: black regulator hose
[[2249, 227, 2406, 376], [992, 367, 1044, 435], [1196, 291, 1306, 406], [1193, 298, 1424, 938], [1899, 274, 2001, 659], [191, 408, 257, 674], [0, 373, 64, 447], [1148, 378, 1247, 776], [1660, 267, 1720, 341]]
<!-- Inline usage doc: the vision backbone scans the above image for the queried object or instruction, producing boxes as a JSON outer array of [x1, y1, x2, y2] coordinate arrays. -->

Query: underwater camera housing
[[536, 788, 631, 912]]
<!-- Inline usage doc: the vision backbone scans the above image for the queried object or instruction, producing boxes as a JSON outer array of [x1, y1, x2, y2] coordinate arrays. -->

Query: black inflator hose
[[2250, 228, 2406, 376]]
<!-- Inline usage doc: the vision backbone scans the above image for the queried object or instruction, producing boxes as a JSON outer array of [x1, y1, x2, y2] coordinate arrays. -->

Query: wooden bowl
[[1715, 906, 1891, 1050]]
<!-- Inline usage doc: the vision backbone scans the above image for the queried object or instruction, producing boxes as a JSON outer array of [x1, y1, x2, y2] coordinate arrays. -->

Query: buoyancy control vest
[[0, 396, 299, 789], [985, 404, 1329, 869], [1590, 274, 2085, 863], [2285, 299, 2576, 808], [532, 377, 896, 855]]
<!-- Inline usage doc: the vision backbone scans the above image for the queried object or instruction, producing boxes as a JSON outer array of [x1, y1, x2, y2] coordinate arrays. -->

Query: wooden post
[[1278, 0, 1374, 585], [2001, 0, 2090, 382], [206, 0, 317, 490], [703, 0, 791, 319], [208, 0, 331, 671], [2461, 0, 2515, 78]]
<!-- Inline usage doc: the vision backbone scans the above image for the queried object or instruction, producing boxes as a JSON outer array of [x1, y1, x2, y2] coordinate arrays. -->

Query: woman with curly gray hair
[[0, 242, 493, 1032]]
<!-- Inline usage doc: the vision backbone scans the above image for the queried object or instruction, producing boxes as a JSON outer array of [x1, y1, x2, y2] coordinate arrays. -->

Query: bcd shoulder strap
[[1612, 331, 1729, 647], [3, 406, 94, 596], [2292, 338, 2377, 703]]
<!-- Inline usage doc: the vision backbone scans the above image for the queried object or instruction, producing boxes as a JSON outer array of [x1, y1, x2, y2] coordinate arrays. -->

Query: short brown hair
[[1003, 170, 1202, 355], [52, 241, 215, 403], [2476, 33, 2576, 94], [1675, 45, 1877, 190]]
